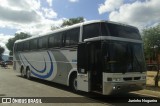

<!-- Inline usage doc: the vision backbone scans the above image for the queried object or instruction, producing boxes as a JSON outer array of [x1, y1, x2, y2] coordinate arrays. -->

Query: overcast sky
[[0, 0, 160, 55]]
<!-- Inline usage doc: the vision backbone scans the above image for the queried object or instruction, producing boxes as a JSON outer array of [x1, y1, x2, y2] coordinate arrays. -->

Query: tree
[[6, 32, 31, 55], [51, 17, 85, 31], [142, 24, 160, 87], [0, 46, 5, 61], [51, 26, 60, 31], [61, 17, 85, 27]]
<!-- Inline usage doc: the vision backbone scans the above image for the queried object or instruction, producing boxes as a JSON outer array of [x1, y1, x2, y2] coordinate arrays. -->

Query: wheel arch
[[67, 68, 77, 86]]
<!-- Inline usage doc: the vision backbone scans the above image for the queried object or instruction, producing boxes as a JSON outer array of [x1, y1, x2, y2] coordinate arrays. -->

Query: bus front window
[[104, 42, 145, 73]]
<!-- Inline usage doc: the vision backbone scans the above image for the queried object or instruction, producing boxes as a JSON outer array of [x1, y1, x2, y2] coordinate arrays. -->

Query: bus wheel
[[26, 68, 31, 80], [71, 74, 78, 92], [21, 67, 25, 77]]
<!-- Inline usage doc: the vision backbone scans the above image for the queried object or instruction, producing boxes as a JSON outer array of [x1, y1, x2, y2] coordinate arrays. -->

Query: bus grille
[[123, 77, 141, 81], [123, 77, 132, 81], [134, 77, 141, 80]]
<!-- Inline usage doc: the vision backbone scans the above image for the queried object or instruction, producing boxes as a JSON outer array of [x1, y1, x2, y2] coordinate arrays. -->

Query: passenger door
[[77, 42, 90, 92]]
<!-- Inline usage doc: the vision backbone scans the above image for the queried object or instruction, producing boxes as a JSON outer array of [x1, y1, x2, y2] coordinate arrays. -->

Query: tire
[[70, 74, 78, 92], [26, 68, 31, 80], [21, 67, 26, 77]]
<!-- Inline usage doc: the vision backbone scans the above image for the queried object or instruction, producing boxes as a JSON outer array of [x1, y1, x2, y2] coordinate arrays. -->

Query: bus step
[[92, 90, 102, 94]]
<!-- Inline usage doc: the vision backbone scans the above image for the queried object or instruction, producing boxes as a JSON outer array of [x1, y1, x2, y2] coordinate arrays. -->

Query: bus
[[13, 20, 146, 95]]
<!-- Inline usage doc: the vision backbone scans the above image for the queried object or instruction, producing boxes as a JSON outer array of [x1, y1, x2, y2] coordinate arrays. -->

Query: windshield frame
[[102, 41, 146, 73]]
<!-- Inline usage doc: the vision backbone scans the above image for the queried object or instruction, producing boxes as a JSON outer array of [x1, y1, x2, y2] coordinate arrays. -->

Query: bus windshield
[[103, 42, 146, 73], [101, 22, 141, 40]]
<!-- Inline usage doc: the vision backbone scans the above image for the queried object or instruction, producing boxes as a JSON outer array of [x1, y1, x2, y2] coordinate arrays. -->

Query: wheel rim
[[73, 77, 77, 90], [27, 69, 30, 79]]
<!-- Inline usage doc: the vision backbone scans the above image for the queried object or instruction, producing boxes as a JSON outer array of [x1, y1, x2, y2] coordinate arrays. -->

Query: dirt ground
[[146, 71, 160, 87]]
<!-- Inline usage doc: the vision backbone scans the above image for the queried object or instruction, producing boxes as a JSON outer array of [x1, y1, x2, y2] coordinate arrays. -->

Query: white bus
[[13, 20, 146, 95]]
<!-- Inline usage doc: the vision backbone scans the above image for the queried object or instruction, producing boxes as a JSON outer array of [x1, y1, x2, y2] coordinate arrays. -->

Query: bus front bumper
[[102, 80, 146, 95]]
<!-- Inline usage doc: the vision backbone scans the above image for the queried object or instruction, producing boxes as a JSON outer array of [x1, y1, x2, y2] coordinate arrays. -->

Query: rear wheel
[[26, 68, 31, 80], [21, 67, 25, 77], [70, 74, 78, 92]]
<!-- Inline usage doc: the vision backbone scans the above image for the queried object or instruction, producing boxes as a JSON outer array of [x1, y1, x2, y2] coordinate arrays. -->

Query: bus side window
[[49, 34, 55, 48], [23, 41, 29, 51], [65, 27, 80, 47], [65, 31, 70, 46], [14, 44, 17, 52], [69, 27, 80, 46], [30, 39, 38, 50], [49, 33, 62, 48], [82, 23, 100, 41], [17, 43, 23, 51], [38, 37, 48, 49]]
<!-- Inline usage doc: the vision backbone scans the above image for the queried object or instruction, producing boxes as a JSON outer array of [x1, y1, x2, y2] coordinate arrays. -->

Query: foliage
[[142, 24, 160, 59], [51, 26, 60, 31], [142, 24, 160, 87], [61, 17, 85, 27], [0, 46, 5, 61], [51, 17, 85, 31], [6, 32, 31, 55]]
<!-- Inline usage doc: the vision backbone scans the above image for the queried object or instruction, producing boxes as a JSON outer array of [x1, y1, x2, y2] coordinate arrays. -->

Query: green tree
[[0, 46, 5, 61], [61, 17, 85, 27], [142, 24, 160, 87], [51, 17, 85, 31], [6, 32, 31, 55], [51, 26, 60, 31]]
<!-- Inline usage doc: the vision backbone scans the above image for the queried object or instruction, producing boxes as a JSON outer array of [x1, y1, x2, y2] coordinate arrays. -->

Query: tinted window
[[106, 23, 141, 40], [14, 44, 17, 52], [23, 41, 29, 50], [49, 32, 62, 48], [103, 42, 145, 73], [65, 27, 80, 46], [30, 39, 37, 50], [54, 33, 62, 47], [48, 34, 55, 48], [17, 43, 23, 51], [101, 23, 108, 36], [82, 23, 100, 41], [38, 37, 48, 49]]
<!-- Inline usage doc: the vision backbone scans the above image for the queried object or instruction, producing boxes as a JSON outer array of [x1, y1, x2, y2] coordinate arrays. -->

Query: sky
[[0, 0, 160, 55]]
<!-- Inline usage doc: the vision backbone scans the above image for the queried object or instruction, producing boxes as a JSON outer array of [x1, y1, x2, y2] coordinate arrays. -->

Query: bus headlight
[[142, 76, 146, 80], [112, 78, 121, 82], [107, 78, 121, 82]]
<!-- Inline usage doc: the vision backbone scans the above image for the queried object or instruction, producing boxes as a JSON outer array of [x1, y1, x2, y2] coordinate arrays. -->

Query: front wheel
[[26, 68, 31, 80], [70, 74, 78, 92]]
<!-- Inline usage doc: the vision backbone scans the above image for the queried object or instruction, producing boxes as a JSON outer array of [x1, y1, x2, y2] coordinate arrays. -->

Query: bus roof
[[15, 20, 138, 44]]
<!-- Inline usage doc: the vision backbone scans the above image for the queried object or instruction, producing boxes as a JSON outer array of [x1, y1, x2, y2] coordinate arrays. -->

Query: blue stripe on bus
[[23, 55, 47, 73], [22, 51, 54, 79]]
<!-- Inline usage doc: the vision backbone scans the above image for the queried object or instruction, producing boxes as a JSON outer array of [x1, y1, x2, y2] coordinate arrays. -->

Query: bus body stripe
[[22, 55, 47, 73], [22, 51, 54, 79]]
